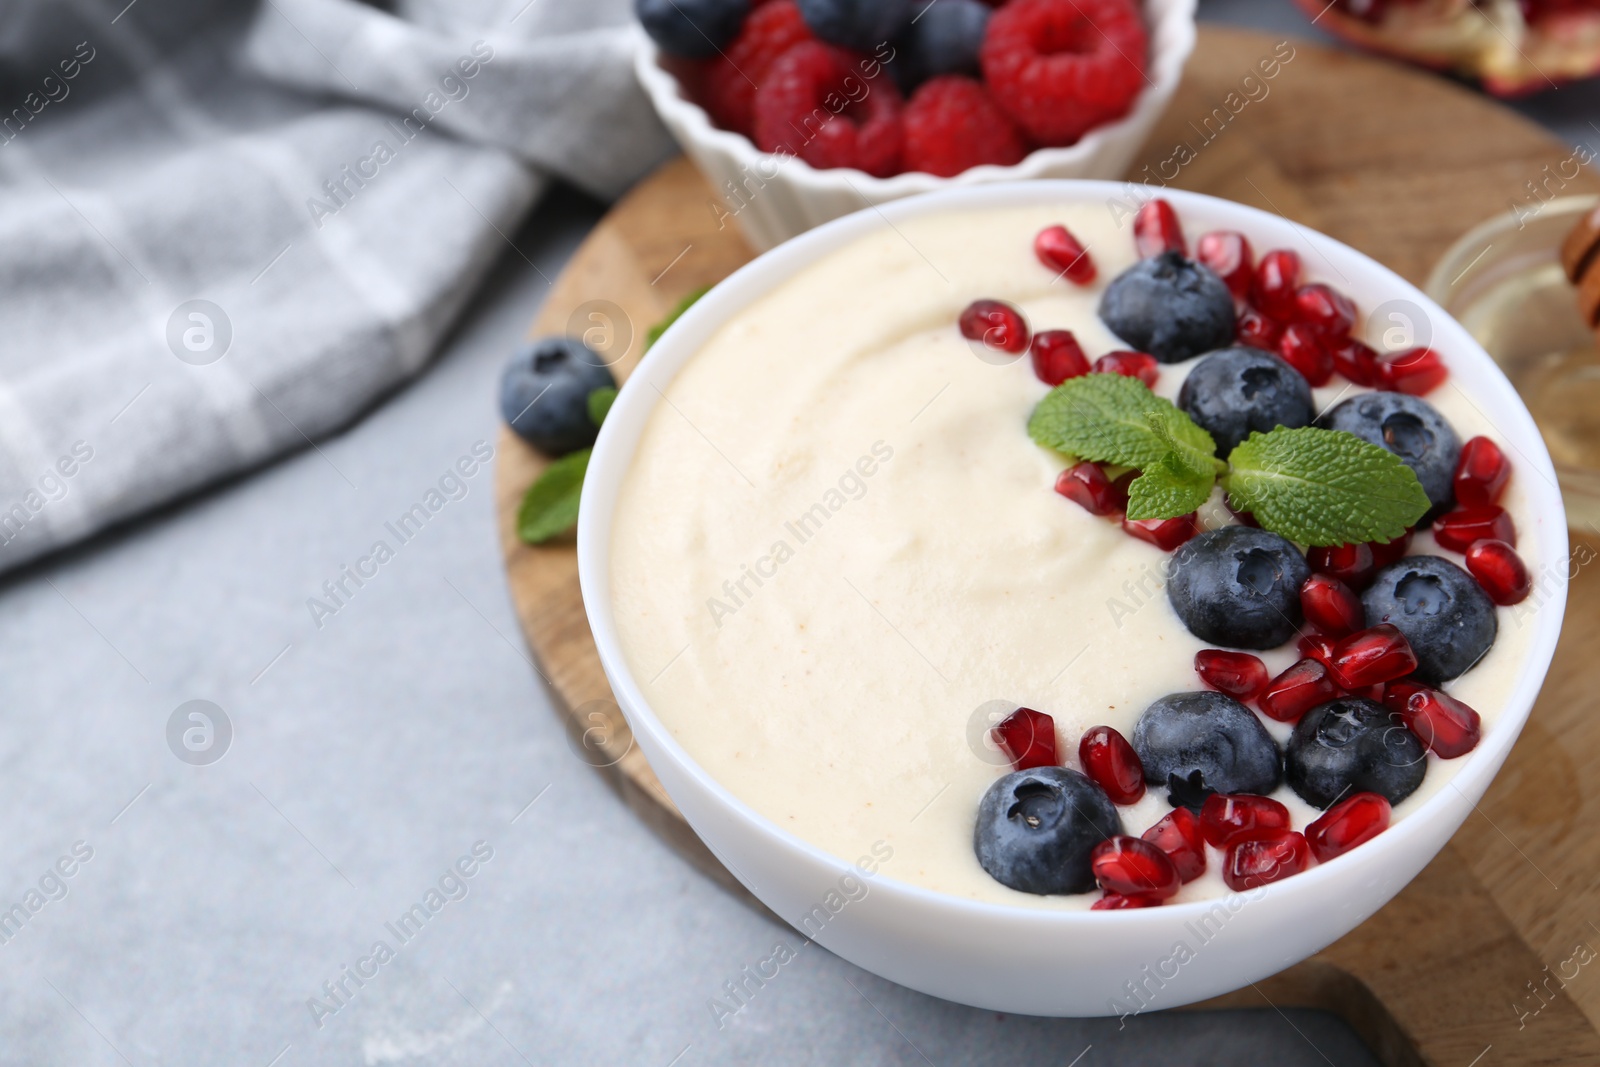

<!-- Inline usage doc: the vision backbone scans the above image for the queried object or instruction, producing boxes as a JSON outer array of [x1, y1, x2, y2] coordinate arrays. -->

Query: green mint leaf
[[646, 285, 711, 351], [517, 448, 590, 544], [1028, 373, 1220, 476], [1126, 451, 1216, 520], [587, 386, 617, 427], [1222, 427, 1431, 546]]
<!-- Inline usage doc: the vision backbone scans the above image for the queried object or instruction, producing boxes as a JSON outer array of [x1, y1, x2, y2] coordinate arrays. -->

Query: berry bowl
[[632, 0, 1197, 251], [577, 181, 1567, 1016]]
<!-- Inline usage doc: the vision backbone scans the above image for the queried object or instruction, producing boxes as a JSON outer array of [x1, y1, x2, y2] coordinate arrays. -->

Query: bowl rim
[[577, 179, 1569, 927], [630, 0, 1199, 194]]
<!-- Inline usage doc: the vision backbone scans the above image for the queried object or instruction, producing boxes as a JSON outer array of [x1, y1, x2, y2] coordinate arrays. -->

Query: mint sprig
[[1028, 373, 1222, 476], [518, 448, 589, 544]]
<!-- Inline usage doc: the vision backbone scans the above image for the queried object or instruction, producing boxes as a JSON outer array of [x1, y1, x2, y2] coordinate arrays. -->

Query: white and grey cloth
[[0, 0, 671, 572]]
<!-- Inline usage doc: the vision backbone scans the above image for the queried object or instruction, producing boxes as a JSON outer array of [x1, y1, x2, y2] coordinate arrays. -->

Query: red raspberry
[[903, 76, 1027, 177], [701, 2, 813, 137], [980, 0, 1147, 146], [755, 43, 905, 176]]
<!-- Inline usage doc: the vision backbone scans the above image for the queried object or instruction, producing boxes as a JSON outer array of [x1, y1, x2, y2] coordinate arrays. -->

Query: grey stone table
[[4, 3, 1592, 1063]]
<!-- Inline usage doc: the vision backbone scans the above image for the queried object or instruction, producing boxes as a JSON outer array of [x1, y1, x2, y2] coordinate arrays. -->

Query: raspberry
[[754, 42, 905, 176], [979, 0, 1147, 146], [701, 2, 813, 136], [903, 75, 1027, 177]]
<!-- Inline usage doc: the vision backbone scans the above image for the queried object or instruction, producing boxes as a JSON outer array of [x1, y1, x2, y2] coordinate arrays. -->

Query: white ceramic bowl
[[632, 0, 1197, 251], [578, 182, 1568, 1017]]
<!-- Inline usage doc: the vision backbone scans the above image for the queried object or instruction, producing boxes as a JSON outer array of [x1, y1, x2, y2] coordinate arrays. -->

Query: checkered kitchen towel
[[0, 0, 672, 572]]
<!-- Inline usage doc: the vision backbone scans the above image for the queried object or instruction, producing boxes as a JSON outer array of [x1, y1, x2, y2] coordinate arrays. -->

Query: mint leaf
[[517, 448, 590, 544], [587, 386, 617, 427], [1223, 427, 1431, 546], [1127, 451, 1215, 520], [646, 285, 710, 351], [1028, 374, 1220, 475]]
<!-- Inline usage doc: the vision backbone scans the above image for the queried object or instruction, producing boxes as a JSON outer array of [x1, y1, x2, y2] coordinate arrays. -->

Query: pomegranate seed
[[1368, 530, 1413, 568], [1109, 470, 1136, 513], [1194, 649, 1270, 701], [1133, 200, 1186, 258], [1307, 542, 1376, 589], [1092, 892, 1160, 910], [1329, 624, 1418, 688], [1093, 350, 1159, 388], [1278, 323, 1334, 386], [1200, 793, 1291, 848], [1196, 230, 1254, 301], [1292, 283, 1356, 337], [1091, 836, 1181, 900], [1123, 513, 1199, 550], [959, 299, 1030, 354], [1298, 634, 1336, 668], [1253, 250, 1302, 320], [1433, 506, 1515, 553], [1142, 807, 1207, 883], [1055, 462, 1122, 516], [1349, 682, 1387, 703], [1224, 831, 1311, 890], [1034, 224, 1097, 285], [1331, 337, 1381, 387], [1259, 657, 1340, 722], [1465, 539, 1532, 606], [1454, 436, 1511, 507], [1305, 792, 1391, 863], [1079, 725, 1145, 805], [1378, 347, 1448, 395], [1236, 305, 1283, 350], [1384, 681, 1482, 758], [1301, 574, 1365, 637], [991, 707, 1057, 770], [1030, 330, 1090, 386]]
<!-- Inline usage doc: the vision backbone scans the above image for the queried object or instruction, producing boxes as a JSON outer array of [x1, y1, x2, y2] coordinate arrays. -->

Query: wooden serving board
[[494, 27, 1600, 1063]]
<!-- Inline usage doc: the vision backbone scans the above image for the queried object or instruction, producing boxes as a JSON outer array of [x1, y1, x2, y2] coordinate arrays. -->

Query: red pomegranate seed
[[1330, 624, 1418, 688], [1305, 792, 1391, 863], [1433, 505, 1515, 553], [1200, 793, 1291, 848], [1109, 470, 1136, 513], [1093, 350, 1159, 388], [1194, 649, 1269, 701], [1055, 462, 1122, 516], [1368, 530, 1413, 568], [1298, 633, 1336, 667], [1079, 725, 1145, 805], [1331, 337, 1381, 387], [1034, 224, 1097, 285], [1350, 682, 1387, 703], [1465, 539, 1532, 606], [1379, 347, 1448, 395], [1030, 330, 1090, 385], [1454, 436, 1511, 507], [1142, 807, 1207, 883], [1123, 513, 1199, 550], [1225, 499, 1261, 527], [1091, 836, 1181, 900], [959, 299, 1030, 354], [1278, 323, 1334, 386], [1253, 250, 1302, 319], [991, 707, 1057, 770], [1224, 831, 1311, 890], [1292, 283, 1356, 337], [1259, 657, 1340, 722], [1236, 305, 1283, 350], [1133, 199, 1186, 258], [1301, 574, 1365, 637], [1196, 230, 1254, 301], [1307, 542, 1376, 589], [1384, 681, 1482, 758], [1092, 891, 1160, 910]]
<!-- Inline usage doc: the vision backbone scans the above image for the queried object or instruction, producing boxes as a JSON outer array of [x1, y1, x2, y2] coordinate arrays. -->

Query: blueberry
[[635, 0, 750, 58], [1286, 697, 1426, 809], [891, 0, 990, 89], [1362, 555, 1497, 684], [1178, 346, 1314, 456], [1098, 252, 1236, 364], [1165, 526, 1310, 649], [1132, 691, 1283, 810], [974, 767, 1121, 895], [797, 0, 913, 52], [1322, 392, 1461, 520], [499, 337, 616, 456]]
